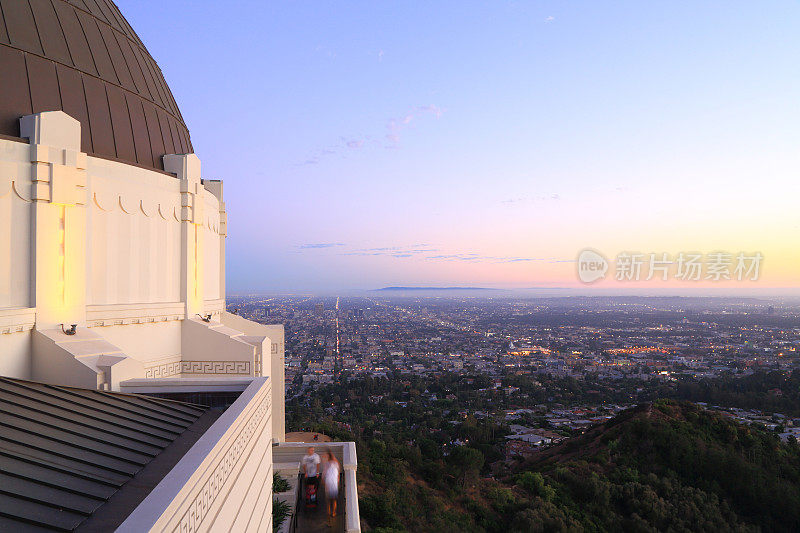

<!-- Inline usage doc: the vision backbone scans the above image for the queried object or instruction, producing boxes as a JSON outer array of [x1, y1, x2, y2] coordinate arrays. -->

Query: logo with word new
[[577, 249, 608, 283]]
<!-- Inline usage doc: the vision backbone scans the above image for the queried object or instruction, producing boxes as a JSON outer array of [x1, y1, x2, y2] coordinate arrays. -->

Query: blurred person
[[323, 450, 341, 526], [302, 446, 321, 507]]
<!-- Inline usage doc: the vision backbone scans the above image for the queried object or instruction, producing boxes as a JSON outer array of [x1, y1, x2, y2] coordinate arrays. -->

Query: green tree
[[447, 446, 484, 487]]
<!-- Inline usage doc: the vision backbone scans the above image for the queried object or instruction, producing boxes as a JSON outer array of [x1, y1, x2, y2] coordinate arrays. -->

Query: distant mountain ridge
[[374, 286, 502, 291]]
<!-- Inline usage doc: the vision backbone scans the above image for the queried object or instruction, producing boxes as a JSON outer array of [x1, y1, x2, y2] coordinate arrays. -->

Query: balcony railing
[[274, 442, 360, 533], [118, 377, 273, 532]]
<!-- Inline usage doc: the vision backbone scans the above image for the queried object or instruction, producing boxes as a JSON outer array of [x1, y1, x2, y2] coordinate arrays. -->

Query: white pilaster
[[204, 180, 227, 304], [163, 153, 205, 319], [21, 111, 87, 330]]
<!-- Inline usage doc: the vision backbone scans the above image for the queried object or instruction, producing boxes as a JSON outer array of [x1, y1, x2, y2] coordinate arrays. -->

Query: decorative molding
[[0, 156, 29, 202], [12, 180, 31, 202], [86, 302, 184, 327], [143, 358, 182, 378], [81, 169, 220, 233], [180, 360, 251, 375], [140, 199, 156, 217], [218, 201, 227, 237], [93, 192, 110, 211], [118, 379, 274, 532], [0, 308, 36, 334], [176, 388, 271, 532], [119, 195, 136, 214], [205, 216, 221, 234], [92, 190, 184, 223], [203, 299, 225, 314], [144, 357, 251, 378], [21, 114, 87, 205]]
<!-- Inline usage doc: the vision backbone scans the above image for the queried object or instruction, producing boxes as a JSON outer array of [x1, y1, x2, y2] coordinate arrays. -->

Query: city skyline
[[120, 1, 800, 291]]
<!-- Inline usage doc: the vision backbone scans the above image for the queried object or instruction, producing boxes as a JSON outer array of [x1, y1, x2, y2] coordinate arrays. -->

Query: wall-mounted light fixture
[[62, 324, 77, 335]]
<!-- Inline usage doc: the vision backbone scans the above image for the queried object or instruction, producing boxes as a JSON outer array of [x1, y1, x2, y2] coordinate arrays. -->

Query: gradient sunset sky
[[119, 1, 800, 292]]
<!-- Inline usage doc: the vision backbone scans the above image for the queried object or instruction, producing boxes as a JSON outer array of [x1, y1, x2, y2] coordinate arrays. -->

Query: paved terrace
[[273, 442, 360, 533]]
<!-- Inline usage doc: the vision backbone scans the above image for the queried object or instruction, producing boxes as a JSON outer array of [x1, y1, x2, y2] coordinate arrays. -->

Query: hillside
[[353, 400, 800, 532], [516, 400, 800, 532], [287, 372, 800, 533]]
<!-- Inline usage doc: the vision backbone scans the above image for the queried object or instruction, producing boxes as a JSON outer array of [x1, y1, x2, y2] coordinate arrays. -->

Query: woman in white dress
[[323, 450, 340, 527]]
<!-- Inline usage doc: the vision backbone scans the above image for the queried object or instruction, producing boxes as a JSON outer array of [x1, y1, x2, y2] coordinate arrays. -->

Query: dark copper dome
[[0, 0, 192, 170]]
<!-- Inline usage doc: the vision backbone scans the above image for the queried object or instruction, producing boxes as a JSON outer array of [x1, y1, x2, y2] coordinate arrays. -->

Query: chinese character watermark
[[576, 249, 763, 284]]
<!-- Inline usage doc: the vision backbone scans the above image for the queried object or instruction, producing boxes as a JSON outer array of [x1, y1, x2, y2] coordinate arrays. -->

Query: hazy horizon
[[119, 1, 800, 292], [227, 287, 800, 301]]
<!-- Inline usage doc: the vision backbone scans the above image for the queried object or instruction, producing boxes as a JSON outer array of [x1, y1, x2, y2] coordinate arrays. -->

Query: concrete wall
[[0, 331, 32, 378], [0, 142, 32, 309], [181, 317, 257, 374], [202, 190, 222, 302], [31, 328, 101, 389], [0, 308, 35, 377], [0, 110, 226, 324], [95, 321, 182, 363], [118, 378, 274, 533], [223, 311, 286, 442], [86, 157, 182, 305], [263, 324, 286, 441], [0, 111, 239, 386]]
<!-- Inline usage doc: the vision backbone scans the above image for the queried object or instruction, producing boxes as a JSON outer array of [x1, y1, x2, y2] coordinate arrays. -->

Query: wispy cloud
[[346, 139, 365, 149], [416, 104, 443, 119], [299, 103, 445, 163], [340, 245, 547, 263], [500, 193, 561, 206], [315, 242, 571, 265], [501, 257, 539, 263], [299, 243, 345, 249], [426, 254, 481, 262], [315, 44, 337, 58], [384, 105, 445, 146], [343, 245, 438, 257], [424, 253, 558, 264]]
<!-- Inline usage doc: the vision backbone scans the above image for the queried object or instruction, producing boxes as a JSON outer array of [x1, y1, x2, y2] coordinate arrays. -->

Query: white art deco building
[[0, 1, 358, 531]]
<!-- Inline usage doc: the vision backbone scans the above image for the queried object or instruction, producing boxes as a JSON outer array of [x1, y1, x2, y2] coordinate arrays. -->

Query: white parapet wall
[[118, 377, 274, 532], [0, 308, 35, 378], [120, 376, 255, 395], [222, 311, 285, 442]]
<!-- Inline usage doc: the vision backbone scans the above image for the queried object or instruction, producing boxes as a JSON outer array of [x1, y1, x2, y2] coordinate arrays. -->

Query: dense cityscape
[[228, 294, 800, 447], [223, 293, 800, 530]]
